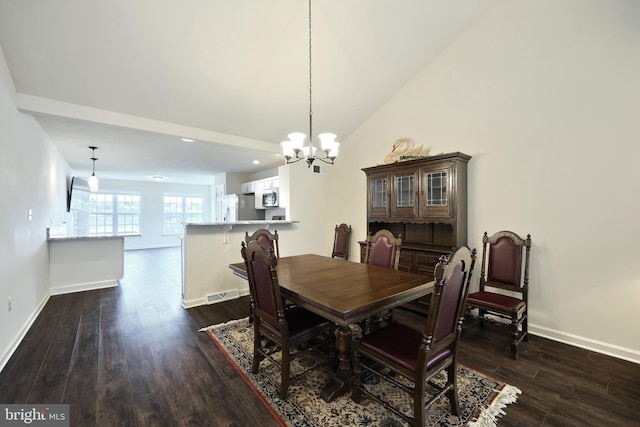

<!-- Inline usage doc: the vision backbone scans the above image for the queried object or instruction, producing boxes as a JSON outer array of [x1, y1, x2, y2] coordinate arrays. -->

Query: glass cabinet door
[[420, 167, 452, 219], [368, 174, 390, 218], [371, 178, 387, 208], [393, 171, 419, 218], [396, 175, 414, 207], [426, 171, 447, 207]]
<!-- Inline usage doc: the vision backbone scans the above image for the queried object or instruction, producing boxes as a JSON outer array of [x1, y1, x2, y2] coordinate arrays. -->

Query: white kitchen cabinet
[[240, 181, 255, 194], [254, 179, 265, 209], [263, 177, 273, 190]]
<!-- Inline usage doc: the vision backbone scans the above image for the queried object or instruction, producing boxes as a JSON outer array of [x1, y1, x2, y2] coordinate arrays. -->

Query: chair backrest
[[480, 231, 531, 297], [364, 230, 402, 270], [241, 240, 284, 331], [419, 246, 476, 363], [331, 223, 352, 259], [245, 228, 280, 258]]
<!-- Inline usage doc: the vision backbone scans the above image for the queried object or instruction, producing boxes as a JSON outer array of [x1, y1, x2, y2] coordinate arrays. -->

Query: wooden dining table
[[229, 253, 434, 402]]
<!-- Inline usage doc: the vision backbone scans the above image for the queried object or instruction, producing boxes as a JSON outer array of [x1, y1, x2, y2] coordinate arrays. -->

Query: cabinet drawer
[[398, 251, 414, 272], [398, 264, 413, 273], [398, 251, 414, 264], [416, 253, 440, 268]]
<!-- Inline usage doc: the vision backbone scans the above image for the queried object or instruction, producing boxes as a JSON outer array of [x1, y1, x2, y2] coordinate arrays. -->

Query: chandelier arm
[[285, 156, 307, 165], [313, 156, 335, 166]]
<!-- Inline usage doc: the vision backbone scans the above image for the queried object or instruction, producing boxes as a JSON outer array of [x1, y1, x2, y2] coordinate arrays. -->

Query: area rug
[[201, 318, 520, 427]]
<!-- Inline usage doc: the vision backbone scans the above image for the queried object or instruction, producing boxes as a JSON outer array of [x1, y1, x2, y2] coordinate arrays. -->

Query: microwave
[[262, 188, 279, 207]]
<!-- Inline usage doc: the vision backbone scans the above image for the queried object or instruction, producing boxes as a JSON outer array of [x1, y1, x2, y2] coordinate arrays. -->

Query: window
[[88, 193, 140, 236], [164, 195, 204, 234]]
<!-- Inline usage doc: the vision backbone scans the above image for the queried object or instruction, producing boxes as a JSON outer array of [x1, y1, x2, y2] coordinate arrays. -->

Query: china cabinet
[[361, 152, 471, 314]]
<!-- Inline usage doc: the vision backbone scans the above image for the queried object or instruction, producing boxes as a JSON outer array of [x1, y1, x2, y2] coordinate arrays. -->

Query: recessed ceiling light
[[253, 160, 260, 165], [181, 138, 194, 142], [152, 175, 165, 181]]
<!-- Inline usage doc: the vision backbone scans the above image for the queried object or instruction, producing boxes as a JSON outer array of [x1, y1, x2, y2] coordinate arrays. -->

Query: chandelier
[[281, 0, 339, 168], [88, 146, 99, 192]]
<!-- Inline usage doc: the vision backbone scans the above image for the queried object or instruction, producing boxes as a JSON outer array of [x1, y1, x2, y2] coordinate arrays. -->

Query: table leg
[[320, 324, 356, 402]]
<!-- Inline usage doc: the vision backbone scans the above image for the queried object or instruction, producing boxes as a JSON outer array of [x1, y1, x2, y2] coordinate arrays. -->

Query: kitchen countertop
[[185, 220, 298, 226], [47, 232, 134, 241]]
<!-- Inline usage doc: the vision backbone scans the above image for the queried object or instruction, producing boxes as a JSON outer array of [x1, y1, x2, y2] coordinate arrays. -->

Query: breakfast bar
[[181, 220, 299, 308], [47, 232, 125, 295]]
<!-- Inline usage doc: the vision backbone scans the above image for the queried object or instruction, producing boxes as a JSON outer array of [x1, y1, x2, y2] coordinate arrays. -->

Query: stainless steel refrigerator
[[220, 194, 264, 221]]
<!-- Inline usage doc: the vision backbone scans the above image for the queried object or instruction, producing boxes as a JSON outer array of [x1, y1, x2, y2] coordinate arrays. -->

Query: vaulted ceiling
[[0, 0, 495, 184]]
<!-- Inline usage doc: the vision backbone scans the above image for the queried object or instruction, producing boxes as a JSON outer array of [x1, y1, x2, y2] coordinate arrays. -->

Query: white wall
[[282, 164, 332, 256], [327, 0, 640, 362], [3, 0, 639, 366], [96, 178, 211, 250], [0, 45, 71, 370]]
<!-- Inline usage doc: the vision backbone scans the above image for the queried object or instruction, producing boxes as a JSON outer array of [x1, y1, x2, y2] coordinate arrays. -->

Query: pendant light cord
[[90, 146, 98, 175], [308, 0, 313, 152]]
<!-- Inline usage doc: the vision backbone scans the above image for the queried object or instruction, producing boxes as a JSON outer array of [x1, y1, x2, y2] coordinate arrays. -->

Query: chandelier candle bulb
[[281, 141, 294, 159], [288, 132, 306, 153]]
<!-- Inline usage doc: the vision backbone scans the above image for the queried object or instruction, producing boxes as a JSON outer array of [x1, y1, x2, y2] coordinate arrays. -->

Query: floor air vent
[[206, 289, 240, 304]]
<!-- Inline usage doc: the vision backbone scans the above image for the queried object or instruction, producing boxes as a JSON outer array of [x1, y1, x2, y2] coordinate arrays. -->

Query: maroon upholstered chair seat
[[352, 246, 476, 427], [467, 292, 526, 313], [260, 306, 331, 341], [465, 231, 531, 360], [359, 323, 451, 372]]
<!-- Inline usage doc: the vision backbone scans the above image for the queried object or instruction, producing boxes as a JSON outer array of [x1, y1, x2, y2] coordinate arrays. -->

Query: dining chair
[[241, 240, 334, 399], [245, 228, 279, 258], [466, 230, 532, 360], [352, 246, 476, 427], [364, 229, 402, 270], [244, 229, 280, 323], [363, 229, 402, 332], [331, 223, 352, 259]]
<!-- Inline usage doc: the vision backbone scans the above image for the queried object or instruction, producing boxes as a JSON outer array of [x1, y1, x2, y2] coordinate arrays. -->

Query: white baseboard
[[124, 243, 181, 251], [530, 324, 640, 365], [50, 280, 119, 296], [182, 297, 208, 309], [182, 288, 249, 309], [0, 291, 50, 373]]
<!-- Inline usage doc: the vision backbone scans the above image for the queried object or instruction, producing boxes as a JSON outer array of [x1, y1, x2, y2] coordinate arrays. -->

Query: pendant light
[[88, 146, 99, 192], [281, 0, 339, 168]]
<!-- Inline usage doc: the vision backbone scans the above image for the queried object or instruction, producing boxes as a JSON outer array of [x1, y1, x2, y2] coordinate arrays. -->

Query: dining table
[[229, 253, 434, 402]]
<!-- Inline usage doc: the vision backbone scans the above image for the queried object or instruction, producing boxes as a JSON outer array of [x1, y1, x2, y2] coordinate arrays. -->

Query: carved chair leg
[[414, 376, 427, 427], [446, 363, 460, 416], [523, 315, 529, 341], [510, 320, 519, 360], [280, 345, 291, 399], [251, 327, 261, 374], [478, 308, 486, 327]]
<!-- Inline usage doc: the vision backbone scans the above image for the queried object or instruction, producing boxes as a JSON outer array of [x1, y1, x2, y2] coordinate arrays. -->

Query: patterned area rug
[[201, 318, 520, 427]]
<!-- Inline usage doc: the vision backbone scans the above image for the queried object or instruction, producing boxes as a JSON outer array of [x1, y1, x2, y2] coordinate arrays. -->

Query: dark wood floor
[[1, 247, 639, 426]]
